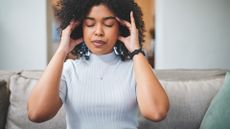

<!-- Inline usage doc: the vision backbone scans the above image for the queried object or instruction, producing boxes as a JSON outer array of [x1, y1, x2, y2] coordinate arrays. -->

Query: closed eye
[[104, 23, 114, 27], [104, 19, 115, 27], [84, 19, 95, 27]]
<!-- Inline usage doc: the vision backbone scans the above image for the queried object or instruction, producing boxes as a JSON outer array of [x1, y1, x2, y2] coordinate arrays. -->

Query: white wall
[[0, 0, 47, 70], [155, 0, 230, 69]]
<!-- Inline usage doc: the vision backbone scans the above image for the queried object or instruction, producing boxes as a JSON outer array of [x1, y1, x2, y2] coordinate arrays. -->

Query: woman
[[28, 0, 169, 129]]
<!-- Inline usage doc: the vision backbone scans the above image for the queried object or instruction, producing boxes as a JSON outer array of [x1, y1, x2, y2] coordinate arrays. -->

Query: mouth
[[91, 40, 106, 47]]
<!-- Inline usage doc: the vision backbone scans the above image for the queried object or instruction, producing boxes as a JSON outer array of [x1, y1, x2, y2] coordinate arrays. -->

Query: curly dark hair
[[56, 0, 145, 60]]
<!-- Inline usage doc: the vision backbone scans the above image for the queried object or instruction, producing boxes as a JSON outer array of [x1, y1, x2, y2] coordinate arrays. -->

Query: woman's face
[[82, 4, 119, 55]]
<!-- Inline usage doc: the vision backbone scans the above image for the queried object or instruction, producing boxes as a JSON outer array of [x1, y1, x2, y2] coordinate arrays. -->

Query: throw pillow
[[5, 71, 66, 129], [199, 72, 230, 129], [0, 80, 10, 129]]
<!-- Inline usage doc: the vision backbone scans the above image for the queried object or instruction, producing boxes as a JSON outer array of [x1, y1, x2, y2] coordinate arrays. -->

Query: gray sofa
[[0, 69, 228, 129]]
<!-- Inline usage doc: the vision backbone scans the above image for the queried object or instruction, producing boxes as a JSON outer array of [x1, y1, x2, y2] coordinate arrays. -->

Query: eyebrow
[[85, 16, 116, 21]]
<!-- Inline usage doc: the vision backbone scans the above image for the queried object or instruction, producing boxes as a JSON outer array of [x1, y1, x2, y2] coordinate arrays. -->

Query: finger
[[64, 20, 78, 33], [130, 11, 137, 29], [115, 17, 124, 25], [70, 20, 80, 31], [75, 38, 83, 45], [118, 36, 126, 43], [116, 17, 132, 30]]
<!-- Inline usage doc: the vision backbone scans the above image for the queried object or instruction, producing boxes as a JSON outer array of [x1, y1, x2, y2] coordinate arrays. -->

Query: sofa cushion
[[138, 70, 226, 129], [199, 72, 230, 129], [5, 70, 66, 129], [0, 80, 10, 129]]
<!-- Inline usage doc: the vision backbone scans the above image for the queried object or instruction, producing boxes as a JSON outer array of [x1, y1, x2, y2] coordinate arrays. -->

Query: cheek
[[82, 27, 92, 41], [107, 28, 119, 41]]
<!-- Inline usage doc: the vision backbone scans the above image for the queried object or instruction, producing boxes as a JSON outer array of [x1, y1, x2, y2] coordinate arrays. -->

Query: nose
[[94, 24, 104, 37]]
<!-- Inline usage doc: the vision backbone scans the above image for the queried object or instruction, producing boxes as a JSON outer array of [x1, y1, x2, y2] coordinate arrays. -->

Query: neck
[[87, 51, 119, 64]]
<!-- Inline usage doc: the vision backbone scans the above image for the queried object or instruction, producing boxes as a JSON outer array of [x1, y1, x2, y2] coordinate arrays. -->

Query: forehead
[[87, 4, 115, 17]]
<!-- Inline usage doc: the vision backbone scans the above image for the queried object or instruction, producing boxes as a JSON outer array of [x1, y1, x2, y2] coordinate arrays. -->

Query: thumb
[[118, 36, 126, 43], [75, 38, 83, 45], [70, 38, 83, 47]]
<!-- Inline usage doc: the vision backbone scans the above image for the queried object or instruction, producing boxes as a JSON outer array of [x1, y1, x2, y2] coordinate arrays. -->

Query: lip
[[91, 40, 106, 47]]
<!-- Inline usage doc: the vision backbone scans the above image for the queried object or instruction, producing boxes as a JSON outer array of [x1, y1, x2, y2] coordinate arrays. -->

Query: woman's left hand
[[116, 11, 140, 52]]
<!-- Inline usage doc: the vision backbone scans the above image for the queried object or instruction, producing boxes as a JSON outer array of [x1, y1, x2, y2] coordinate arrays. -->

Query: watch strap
[[129, 48, 145, 59]]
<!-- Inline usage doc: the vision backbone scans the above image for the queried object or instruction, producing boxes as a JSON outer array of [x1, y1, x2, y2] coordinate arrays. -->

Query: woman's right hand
[[28, 20, 83, 123], [58, 20, 83, 55]]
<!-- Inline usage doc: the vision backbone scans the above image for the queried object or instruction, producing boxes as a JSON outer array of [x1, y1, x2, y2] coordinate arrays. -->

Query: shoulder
[[115, 59, 134, 74], [120, 59, 133, 67], [62, 58, 84, 75], [63, 59, 75, 71]]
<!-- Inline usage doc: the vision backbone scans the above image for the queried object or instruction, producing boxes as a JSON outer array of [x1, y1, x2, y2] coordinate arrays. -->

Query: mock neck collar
[[86, 51, 119, 64]]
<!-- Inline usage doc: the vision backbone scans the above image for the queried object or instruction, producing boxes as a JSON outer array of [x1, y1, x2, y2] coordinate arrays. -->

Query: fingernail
[[115, 17, 120, 21]]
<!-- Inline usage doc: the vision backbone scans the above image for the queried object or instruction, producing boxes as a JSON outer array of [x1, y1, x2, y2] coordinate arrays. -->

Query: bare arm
[[27, 21, 82, 123], [133, 54, 169, 121], [118, 12, 169, 121]]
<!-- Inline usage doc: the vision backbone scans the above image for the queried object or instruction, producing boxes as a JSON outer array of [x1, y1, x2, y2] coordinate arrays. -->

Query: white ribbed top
[[59, 51, 138, 129]]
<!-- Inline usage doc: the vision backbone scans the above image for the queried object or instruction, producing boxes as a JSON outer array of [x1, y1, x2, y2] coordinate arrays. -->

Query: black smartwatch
[[129, 48, 145, 59]]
